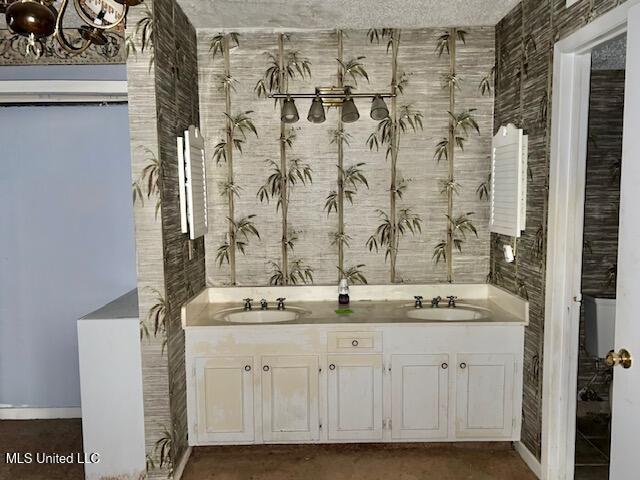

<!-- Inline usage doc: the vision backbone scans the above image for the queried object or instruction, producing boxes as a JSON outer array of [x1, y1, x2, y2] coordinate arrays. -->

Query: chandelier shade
[[5, 0, 57, 38]]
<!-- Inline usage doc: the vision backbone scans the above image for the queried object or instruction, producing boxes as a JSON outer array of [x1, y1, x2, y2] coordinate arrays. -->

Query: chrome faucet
[[431, 296, 442, 308], [260, 299, 268, 310], [243, 298, 253, 311], [276, 297, 286, 310], [447, 296, 458, 308], [414, 296, 424, 309]]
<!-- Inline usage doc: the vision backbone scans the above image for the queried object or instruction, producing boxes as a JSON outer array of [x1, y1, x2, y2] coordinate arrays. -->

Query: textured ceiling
[[176, 0, 520, 30], [592, 34, 627, 71]]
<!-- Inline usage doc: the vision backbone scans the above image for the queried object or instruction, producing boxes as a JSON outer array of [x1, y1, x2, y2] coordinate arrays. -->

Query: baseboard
[[0, 407, 81, 420], [173, 446, 192, 480], [514, 441, 542, 479]]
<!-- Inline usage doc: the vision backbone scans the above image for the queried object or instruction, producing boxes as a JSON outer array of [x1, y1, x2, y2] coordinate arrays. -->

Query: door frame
[[542, 2, 639, 479]]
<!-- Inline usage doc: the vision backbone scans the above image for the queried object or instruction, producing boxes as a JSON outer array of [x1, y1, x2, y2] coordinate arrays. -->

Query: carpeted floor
[[0, 419, 84, 480], [182, 443, 537, 480], [1, 419, 537, 480]]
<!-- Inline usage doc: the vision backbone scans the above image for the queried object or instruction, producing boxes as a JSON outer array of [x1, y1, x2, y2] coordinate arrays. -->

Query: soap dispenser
[[338, 278, 350, 305]]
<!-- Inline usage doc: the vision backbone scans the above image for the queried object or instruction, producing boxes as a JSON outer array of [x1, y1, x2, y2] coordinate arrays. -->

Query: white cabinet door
[[261, 355, 320, 442], [391, 354, 449, 440], [327, 354, 383, 441], [455, 353, 515, 439], [195, 356, 254, 443]]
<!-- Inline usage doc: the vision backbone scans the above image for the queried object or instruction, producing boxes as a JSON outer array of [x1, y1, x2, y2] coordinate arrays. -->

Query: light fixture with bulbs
[[1, 0, 144, 57], [270, 87, 393, 124], [341, 94, 360, 123], [307, 95, 326, 123], [280, 95, 300, 124]]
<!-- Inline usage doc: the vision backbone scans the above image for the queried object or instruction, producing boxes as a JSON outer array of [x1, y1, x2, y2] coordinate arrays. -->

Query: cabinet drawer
[[327, 331, 381, 353]]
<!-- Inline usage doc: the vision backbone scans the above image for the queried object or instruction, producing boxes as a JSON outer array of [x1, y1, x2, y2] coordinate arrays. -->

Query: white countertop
[[184, 298, 526, 328], [182, 284, 528, 328]]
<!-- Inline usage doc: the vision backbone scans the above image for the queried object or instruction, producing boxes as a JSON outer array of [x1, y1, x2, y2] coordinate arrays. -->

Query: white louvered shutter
[[490, 124, 528, 237], [178, 125, 208, 240]]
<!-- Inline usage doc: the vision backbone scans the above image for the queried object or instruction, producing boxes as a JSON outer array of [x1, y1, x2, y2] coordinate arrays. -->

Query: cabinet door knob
[[352, 339, 359, 347], [244, 365, 251, 372], [329, 364, 336, 370], [263, 365, 270, 372], [460, 362, 467, 369], [441, 362, 448, 370]]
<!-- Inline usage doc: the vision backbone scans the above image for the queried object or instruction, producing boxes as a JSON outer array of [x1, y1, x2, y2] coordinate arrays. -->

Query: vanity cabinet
[[186, 324, 524, 446], [194, 356, 255, 443], [391, 354, 449, 440], [261, 355, 320, 442], [327, 354, 384, 441], [454, 353, 515, 439]]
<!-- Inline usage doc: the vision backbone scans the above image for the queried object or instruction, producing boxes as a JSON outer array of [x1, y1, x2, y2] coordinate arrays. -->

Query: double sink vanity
[[181, 284, 528, 446]]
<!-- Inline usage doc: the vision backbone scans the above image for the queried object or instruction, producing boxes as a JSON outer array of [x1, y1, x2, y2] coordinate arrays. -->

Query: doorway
[[542, 2, 640, 479], [573, 34, 626, 480], [0, 68, 135, 418]]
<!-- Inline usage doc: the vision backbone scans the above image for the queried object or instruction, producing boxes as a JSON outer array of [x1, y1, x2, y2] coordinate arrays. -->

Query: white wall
[[0, 103, 136, 409]]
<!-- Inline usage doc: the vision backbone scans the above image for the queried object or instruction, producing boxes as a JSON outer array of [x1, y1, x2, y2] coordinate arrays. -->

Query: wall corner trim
[[514, 441, 542, 479]]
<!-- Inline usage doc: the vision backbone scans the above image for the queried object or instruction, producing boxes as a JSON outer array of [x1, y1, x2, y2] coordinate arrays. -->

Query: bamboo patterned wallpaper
[[577, 69, 624, 404], [127, 0, 204, 478], [198, 27, 495, 287], [581, 70, 623, 300], [123, 0, 632, 474], [491, 0, 629, 461]]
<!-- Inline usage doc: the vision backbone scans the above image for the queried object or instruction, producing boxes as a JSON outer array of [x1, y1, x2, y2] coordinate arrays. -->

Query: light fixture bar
[[269, 92, 396, 99]]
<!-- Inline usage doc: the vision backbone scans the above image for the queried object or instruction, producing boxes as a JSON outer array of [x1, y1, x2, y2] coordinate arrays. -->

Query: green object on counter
[[335, 308, 353, 315]]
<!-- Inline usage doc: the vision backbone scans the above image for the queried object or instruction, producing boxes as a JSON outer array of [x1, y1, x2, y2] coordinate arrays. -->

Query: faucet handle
[[243, 298, 253, 303], [276, 297, 286, 310], [243, 298, 253, 311], [413, 296, 424, 309], [447, 295, 458, 308]]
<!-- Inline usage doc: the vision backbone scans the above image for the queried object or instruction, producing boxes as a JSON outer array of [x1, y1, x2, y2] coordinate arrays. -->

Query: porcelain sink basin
[[215, 308, 302, 324], [405, 307, 489, 321]]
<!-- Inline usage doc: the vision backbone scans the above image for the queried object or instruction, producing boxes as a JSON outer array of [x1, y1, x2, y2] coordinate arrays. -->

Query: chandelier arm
[[54, 0, 92, 54], [54, 28, 93, 54], [73, 0, 129, 31]]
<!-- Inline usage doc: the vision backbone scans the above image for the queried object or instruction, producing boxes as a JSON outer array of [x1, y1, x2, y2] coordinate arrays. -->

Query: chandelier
[[1, 0, 142, 57]]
